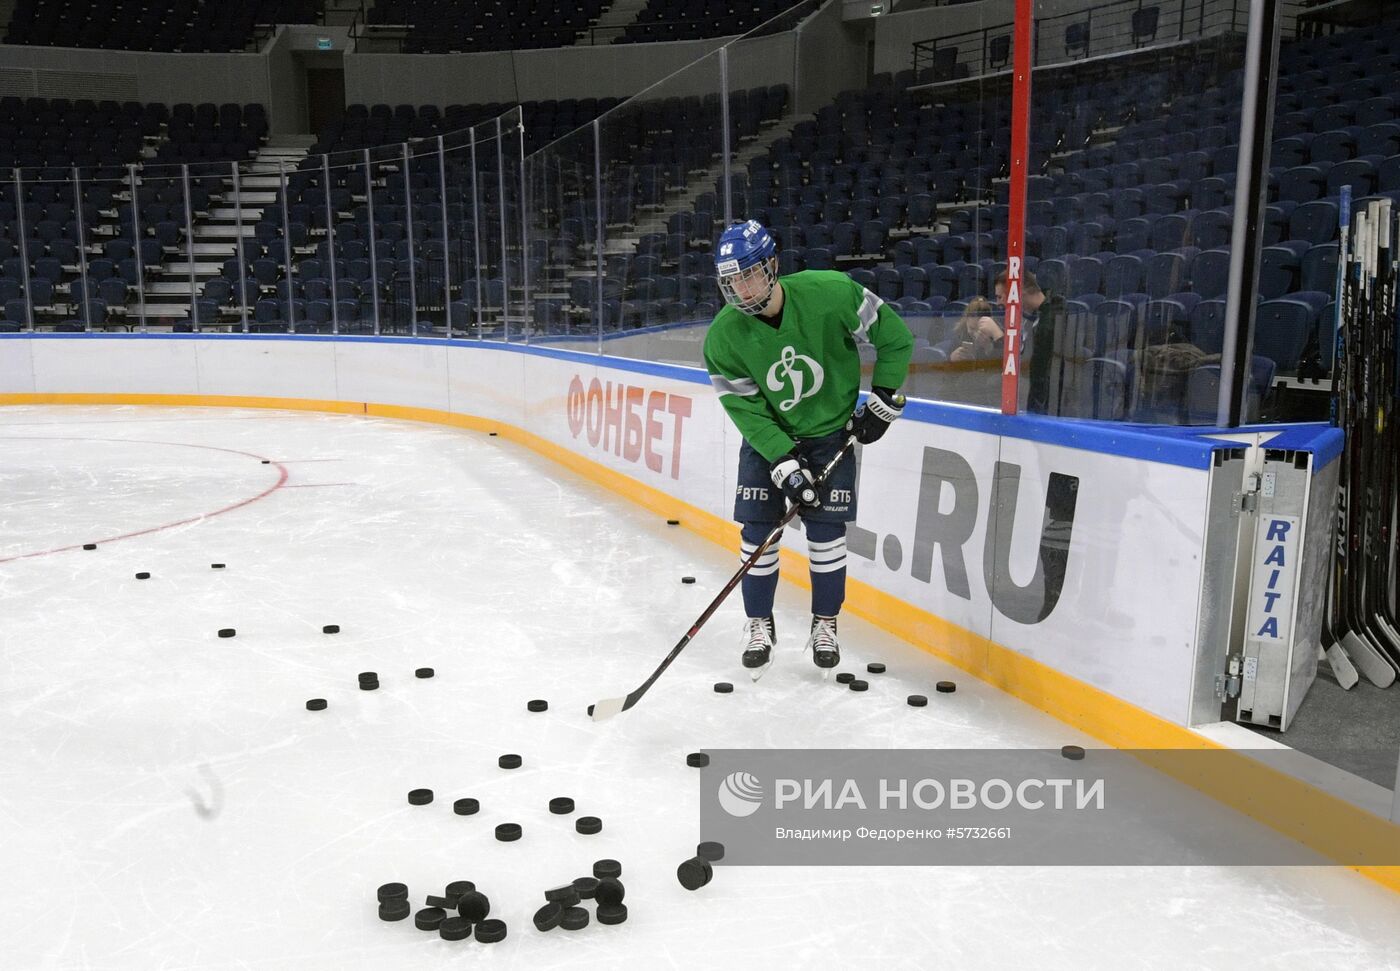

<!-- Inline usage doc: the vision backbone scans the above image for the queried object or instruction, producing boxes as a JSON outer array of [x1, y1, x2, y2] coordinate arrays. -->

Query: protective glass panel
[[1026, 0, 1251, 423]]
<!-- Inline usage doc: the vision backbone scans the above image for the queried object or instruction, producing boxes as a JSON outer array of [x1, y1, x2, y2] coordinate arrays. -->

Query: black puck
[[414, 667, 433, 678], [456, 890, 490, 922], [414, 907, 446, 931], [867, 662, 886, 674], [835, 672, 855, 684], [453, 798, 479, 816], [936, 680, 956, 693], [488, 431, 498, 437], [135, 572, 150, 580], [211, 563, 225, 569], [495, 822, 522, 842], [533, 901, 562, 931], [544, 883, 578, 904], [572, 876, 600, 899], [306, 698, 327, 711], [593, 859, 622, 879], [575, 815, 602, 835], [261, 459, 270, 464], [849, 679, 869, 692], [445, 880, 475, 897], [907, 694, 928, 707], [425, 894, 458, 909], [376, 882, 408, 902], [438, 916, 472, 941], [474, 918, 507, 943], [217, 628, 236, 638], [498, 753, 522, 769], [713, 682, 733, 694], [378, 898, 410, 921], [322, 624, 340, 634], [548, 796, 575, 815], [357, 671, 377, 682], [597, 902, 628, 925], [408, 788, 433, 806], [594, 877, 625, 906], [697, 840, 725, 862], [359, 680, 378, 691], [686, 752, 709, 768], [681, 576, 696, 584], [677, 856, 713, 890], [666, 518, 680, 525], [1061, 744, 1086, 761], [560, 906, 589, 931], [527, 698, 548, 712], [82, 543, 96, 550]]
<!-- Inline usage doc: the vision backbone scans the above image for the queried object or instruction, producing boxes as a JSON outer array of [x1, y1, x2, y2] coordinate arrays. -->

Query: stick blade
[[1325, 643, 1360, 690], [587, 695, 629, 722]]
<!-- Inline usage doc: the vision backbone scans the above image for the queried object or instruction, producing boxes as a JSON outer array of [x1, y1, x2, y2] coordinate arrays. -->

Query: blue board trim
[[2, 333, 1338, 470]]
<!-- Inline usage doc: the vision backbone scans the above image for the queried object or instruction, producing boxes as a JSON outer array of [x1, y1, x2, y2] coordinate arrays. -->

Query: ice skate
[[741, 616, 776, 681], [806, 614, 839, 678]]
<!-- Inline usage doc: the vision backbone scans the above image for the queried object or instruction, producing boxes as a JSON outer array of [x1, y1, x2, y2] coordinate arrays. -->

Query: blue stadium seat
[[1103, 254, 1144, 298], [1327, 158, 1380, 197], [1184, 358, 1276, 423], [1190, 209, 1233, 249], [898, 266, 928, 300], [1190, 249, 1231, 300], [1146, 250, 1194, 299], [1289, 200, 1341, 245], [1259, 241, 1310, 299], [1254, 298, 1315, 372], [875, 266, 902, 301], [1301, 242, 1339, 293]]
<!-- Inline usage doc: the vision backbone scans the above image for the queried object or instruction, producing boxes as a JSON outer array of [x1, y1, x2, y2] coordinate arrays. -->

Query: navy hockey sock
[[740, 521, 780, 618], [805, 520, 846, 617]]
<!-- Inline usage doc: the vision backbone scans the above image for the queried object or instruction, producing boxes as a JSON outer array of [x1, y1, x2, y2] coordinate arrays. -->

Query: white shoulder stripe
[[854, 287, 884, 343], [710, 373, 759, 397]]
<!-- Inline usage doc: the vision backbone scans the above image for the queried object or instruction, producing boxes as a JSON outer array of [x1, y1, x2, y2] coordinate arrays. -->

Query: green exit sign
[[316, 37, 333, 50]]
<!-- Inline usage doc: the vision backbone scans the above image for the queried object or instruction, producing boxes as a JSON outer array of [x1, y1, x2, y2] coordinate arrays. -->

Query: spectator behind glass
[[937, 296, 1000, 363]]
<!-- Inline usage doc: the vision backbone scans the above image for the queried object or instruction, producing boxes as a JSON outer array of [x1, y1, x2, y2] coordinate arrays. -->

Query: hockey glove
[[847, 387, 905, 445], [769, 454, 821, 508]]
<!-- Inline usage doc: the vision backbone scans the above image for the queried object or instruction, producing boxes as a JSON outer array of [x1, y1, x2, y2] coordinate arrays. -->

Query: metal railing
[[347, 0, 412, 53], [912, 0, 1249, 82]]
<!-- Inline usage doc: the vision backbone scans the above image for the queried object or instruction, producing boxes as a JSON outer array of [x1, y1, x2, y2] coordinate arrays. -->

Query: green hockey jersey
[[702, 269, 914, 462]]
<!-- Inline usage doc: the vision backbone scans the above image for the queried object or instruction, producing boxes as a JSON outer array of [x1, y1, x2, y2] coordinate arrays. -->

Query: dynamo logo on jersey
[[766, 346, 824, 412]]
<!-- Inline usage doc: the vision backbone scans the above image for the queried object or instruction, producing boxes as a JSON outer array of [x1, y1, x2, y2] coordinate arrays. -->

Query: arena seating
[[0, 99, 268, 330], [367, 0, 607, 52], [5, 15, 1399, 422], [4, 0, 317, 52], [617, 0, 807, 44]]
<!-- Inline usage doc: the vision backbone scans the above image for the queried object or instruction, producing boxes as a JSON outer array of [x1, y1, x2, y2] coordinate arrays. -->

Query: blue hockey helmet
[[715, 220, 779, 315]]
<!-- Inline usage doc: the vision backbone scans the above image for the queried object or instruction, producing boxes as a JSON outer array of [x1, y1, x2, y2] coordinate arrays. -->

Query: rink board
[[4, 333, 1396, 895], [0, 334, 1242, 725]]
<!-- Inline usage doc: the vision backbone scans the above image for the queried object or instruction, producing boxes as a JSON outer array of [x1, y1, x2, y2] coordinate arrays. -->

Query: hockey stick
[[1339, 206, 1399, 681], [1363, 199, 1400, 653], [588, 434, 858, 722], [1329, 198, 1398, 684], [1323, 186, 1356, 683], [1373, 201, 1398, 634], [1323, 187, 1372, 684], [1354, 202, 1400, 663]]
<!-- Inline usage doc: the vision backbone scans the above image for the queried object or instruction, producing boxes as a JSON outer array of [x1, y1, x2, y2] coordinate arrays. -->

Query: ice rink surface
[[3, 405, 1400, 971]]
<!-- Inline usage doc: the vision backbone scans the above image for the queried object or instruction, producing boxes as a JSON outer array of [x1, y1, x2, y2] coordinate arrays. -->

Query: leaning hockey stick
[[588, 434, 858, 722]]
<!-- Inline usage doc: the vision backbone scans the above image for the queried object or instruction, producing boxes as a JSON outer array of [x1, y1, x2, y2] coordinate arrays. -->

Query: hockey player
[[702, 220, 913, 677]]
